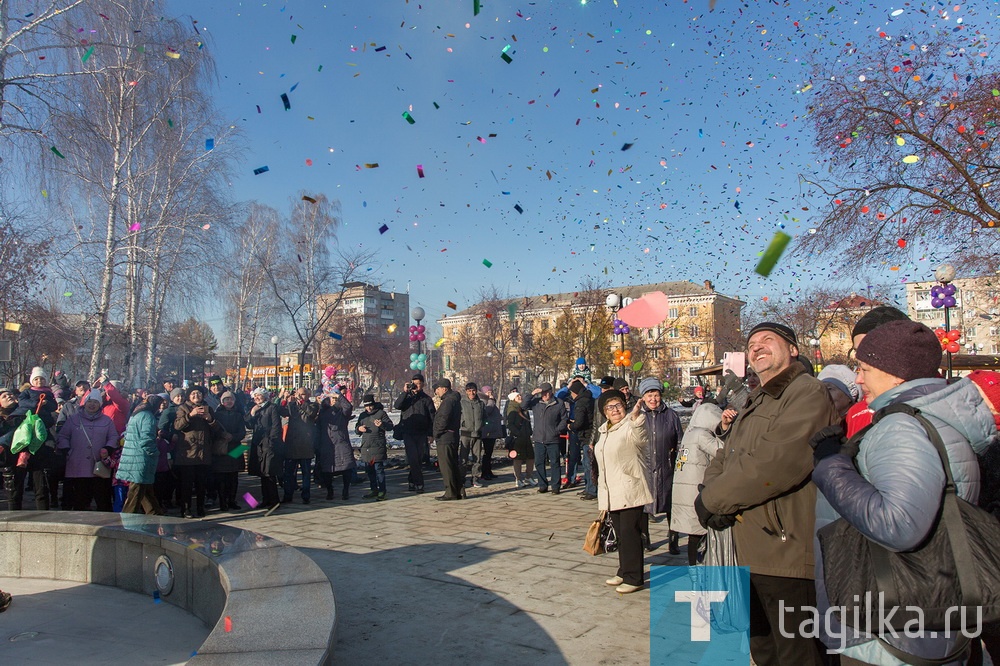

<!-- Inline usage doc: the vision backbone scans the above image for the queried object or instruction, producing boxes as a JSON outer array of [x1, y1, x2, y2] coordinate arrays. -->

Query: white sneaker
[[615, 583, 643, 594], [529, 478, 539, 487], [515, 479, 525, 488], [605, 576, 623, 586]]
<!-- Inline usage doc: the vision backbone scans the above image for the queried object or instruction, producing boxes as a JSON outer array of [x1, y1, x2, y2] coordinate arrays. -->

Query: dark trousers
[[687, 533, 705, 566], [283, 458, 312, 502], [11, 467, 54, 510], [533, 442, 561, 490], [566, 432, 582, 484], [582, 444, 597, 495], [154, 471, 174, 507], [321, 471, 352, 499], [367, 461, 386, 495], [481, 438, 496, 478], [64, 476, 113, 511], [214, 471, 238, 508], [122, 483, 164, 515], [403, 434, 425, 488], [260, 474, 280, 506], [610, 506, 645, 586], [748, 573, 825, 666], [437, 434, 463, 498], [178, 465, 209, 515]]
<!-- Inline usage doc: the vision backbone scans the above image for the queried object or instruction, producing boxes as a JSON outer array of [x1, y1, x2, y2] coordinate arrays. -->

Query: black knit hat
[[747, 322, 797, 348], [597, 389, 628, 416], [855, 320, 941, 382], [598, 376, 616, 389], [851, 306, 910, 339]]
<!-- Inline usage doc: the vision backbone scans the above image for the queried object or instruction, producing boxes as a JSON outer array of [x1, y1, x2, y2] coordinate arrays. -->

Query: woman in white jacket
[[670, 402, 723, 565], [595, 389, 651, 594]]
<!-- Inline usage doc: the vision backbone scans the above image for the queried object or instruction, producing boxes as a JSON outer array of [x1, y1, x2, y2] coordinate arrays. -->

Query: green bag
[[10, 412, 42, 454]]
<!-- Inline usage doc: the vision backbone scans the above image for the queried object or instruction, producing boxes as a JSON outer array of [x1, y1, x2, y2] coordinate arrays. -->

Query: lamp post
[[931, 263, 958, 381], [606, 293, 633, 379], [204, 359, 215, 382], [271, 335, 280, 392], [409, 306, 427, 375], [808, 331, 823, 375]]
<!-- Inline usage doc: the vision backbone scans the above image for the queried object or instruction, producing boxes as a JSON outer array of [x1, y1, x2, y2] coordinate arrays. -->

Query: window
[[522, 334, 533, 351], [445, 356, 451, 370], [650, 349, 659, 359], [671, 347, 681, 358], [646, 329, 654, 340], [990, 327, 998, 336], [669, 307, 679, 318], [690, 324, 700, 337], [511, 355, 519, 365], [689, 306, 698, 317], [838, 330, 847, 340], [691, 346, 701, 357], [966, 326, 976, 338], [992, 343, 1000, 355], [667, 327, 679, 339], [541, 320, 549, 330]]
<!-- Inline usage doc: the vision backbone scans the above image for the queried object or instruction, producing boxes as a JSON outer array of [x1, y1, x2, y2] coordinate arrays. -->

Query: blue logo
[[650, 566, 751, 665]]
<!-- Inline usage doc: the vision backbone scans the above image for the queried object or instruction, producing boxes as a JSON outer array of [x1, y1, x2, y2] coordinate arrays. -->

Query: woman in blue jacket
[[119, 395, 166, 514], [812, 321, 996, 665]]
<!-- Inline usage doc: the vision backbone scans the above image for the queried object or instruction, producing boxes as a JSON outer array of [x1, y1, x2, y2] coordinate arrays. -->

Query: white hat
[[818, 365, 860, 402], [30, 366, 47, 382], [85, 389, 103, 404]]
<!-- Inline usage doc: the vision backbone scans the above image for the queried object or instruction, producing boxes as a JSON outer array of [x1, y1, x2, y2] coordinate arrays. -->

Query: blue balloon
[[944, 296, 956, 308]]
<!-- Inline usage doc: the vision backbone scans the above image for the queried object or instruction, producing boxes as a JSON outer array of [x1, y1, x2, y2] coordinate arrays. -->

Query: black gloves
[[694, 493, 738, 531], [810, 424, 846, 462]]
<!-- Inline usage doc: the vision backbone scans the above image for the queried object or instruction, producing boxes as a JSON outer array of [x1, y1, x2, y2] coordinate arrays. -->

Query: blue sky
[[168, 0, 997, 337]]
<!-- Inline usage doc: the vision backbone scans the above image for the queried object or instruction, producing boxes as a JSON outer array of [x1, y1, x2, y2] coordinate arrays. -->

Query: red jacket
[[101, 382, 130, 435], [844, 399, 873, 439]]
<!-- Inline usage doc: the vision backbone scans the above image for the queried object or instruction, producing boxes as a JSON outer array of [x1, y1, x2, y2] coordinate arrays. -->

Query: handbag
[[583, 510, 607, 555], [93, 459, 112, 478], [817, 403, 1000, 663]]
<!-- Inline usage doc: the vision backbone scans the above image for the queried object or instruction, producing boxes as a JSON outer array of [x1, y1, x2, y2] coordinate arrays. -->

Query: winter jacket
[[317, 395, 355, 473], [393, 390, 435, 437], [670, 403, 724, 536], [522, 394, 569, 444], [595, 413, 652, 512], [568, 391, 595, 445], [460, 395, 484, 438], [701, 363, 836, 579], [432, 390, 462, 442], [56, 409, 119, 478], [118, 409, 160, 485], [173, 401, 219, 466], [813, 377, 996, 665], [99, 382, 131, 435], [642, 400, 682, 515], [480, 399, 504, 439], [212, 405, 247, 473], [14, 386, 57, 430], [248, 400, 283, 477], [356, 404, 393, 463], [280, 398, 320, 460], [0, 404, 20, 466], [505, 401, 533, 460], [159, 403, 179, 442]]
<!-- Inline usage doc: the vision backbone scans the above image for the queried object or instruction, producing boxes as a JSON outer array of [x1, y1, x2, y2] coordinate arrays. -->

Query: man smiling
[[696, 322, 836, 666]]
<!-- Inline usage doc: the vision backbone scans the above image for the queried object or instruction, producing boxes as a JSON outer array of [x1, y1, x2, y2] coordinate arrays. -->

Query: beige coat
[[596, 414, 652, 512]]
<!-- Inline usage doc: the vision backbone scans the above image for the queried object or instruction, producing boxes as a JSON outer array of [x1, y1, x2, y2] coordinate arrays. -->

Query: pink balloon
[[409, 334, 418, 342], [417, 333, 426, 341], [417, 325, 426, 333], [409, 325, 417, 333]]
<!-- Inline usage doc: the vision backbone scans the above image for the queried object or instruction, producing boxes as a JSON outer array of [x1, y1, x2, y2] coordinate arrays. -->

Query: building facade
[[438, 280, 743, 394], [905, 276, 1000, 357]]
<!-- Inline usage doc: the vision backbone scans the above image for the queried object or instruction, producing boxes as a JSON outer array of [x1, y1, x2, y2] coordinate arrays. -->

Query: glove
[[707, 513, 737, 531], [694, 493, 713, 529], [810, 424, 846, 462]]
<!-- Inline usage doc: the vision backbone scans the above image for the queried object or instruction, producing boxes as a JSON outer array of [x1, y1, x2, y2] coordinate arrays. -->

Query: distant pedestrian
[[248, 388, 282, 509], [479, 386, 503, 481], [317, 389, 354, 500], [505, 391, 535, 488], [394, 374, 435, 493], [356, 394, 393, 501], [670, 402, 724, 565], [460, 382, 485, 487], [637, 376, 682, 554], [119, 395, 166, 515], [522, 382, 569, 494], [432, 379, 463, 501]]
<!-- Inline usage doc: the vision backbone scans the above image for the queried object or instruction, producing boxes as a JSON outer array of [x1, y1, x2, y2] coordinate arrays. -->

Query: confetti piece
[[755, 231, 791, 277], [228, 443, 248, 458], [375, 46, 386, 52], [81, 46, 94, 63], [201, 224, 211, 230], [447, 301, 458, 310], [621, 142, 633, 151], [153, 590, 161, 603], [387, 323, 397, 333], [902, 155, 920, 164], [474, 0, 481, 15], [483, 259, 493, 268], [897, 238, 907, 248], [165, 50, 180, 59], [50, 146, 65, 159], [402, 111, 415, 124], [328, 332, 343, 340], [290, 34, 297, 43], [379, 224, 389, 234], [253, 166, 269, 175], [890, 8, 904, 16], [224, 617, 232, 632], [302, 195, 317, 203], [243, 492, 259, 508], [281, 93, 291, 110], [62, 292, 72, 298], [416, 164, 425, 178], [129, 223, 141, 232], [205, 138, 214, 151], [364, 163, 379, 169], [514, 204, 524, 214], [433, 102, 440, 109], [4, 323, 21, 332], [435, 337, 446, 348]]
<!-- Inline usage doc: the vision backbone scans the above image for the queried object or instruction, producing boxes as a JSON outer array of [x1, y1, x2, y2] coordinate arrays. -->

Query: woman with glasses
[[594, 389, 650, 594]]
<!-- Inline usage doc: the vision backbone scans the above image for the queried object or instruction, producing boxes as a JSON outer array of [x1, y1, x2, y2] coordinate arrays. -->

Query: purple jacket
[[56, 409, 119, 478]]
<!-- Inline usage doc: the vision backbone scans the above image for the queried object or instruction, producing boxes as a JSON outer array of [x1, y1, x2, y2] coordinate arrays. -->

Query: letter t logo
[[674, 591, 728, 641]]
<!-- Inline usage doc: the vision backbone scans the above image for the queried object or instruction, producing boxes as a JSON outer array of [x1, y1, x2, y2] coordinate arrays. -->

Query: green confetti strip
[[483, 259, 493, 268], [754, 231, 791, 277], [81, 46, 94, 63], [474, 0, 481, 15], [402, 111, 415, 124], [50, 146, 65, 159], [290, 34, 297, 44]]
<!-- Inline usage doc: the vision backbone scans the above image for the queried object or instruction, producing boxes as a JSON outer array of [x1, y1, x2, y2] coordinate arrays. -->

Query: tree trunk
[[89, 150, 123, 379]]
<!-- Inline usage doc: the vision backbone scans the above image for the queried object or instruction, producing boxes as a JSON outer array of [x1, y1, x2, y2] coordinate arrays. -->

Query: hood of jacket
[[872, 377, 995, 456], [688, 402, 723, 431]]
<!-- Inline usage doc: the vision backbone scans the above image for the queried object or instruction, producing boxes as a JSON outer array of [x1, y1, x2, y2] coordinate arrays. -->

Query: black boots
[[668, 530, 680, 555]]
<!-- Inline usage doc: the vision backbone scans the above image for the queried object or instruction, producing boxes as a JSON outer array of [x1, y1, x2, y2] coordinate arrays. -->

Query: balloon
[[409, 325, 416, 333], [947, 342, 960, 354], [944, 296, 956, 308], [409, 334, 417, 342], [417, 333, 425, 341], [410, 353, 418, 361], [409, 362, 418, 370], [931, 298, 943, 308], [931, 286, 941, 298], [418, 353, 427, 361], [949, 330, 962, 341], [934, 328, 946, 339], [417, 360, 426, 370], [944, 284, 957, 296], [417, 325, 426, 333]]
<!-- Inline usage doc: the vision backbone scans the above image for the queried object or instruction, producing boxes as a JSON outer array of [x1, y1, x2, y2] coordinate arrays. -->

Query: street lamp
[[271, 335, 280, 391], [808, 331, 823, 375], [931, 263, 958, 381], [606, 293, 633, 378], [409, 306, 427, 374]]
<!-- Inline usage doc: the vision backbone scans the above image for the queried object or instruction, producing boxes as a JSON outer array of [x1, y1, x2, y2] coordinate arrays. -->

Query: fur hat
[[855, 320, 941, 382]]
